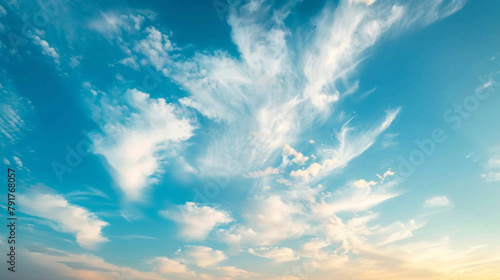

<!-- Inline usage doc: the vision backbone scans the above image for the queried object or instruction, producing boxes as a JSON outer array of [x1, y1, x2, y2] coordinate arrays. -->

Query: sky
[[1, 0, 500, 279]]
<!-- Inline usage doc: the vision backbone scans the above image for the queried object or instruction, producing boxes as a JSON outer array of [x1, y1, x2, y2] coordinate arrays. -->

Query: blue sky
[[1, 0, 500, 279]]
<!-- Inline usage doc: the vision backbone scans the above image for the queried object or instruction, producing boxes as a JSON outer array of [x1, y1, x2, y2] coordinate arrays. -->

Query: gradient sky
[[1, 0, 500, 279]]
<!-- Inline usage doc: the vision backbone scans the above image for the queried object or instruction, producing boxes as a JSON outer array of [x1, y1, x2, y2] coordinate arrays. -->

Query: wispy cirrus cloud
[[89, 0, 467, 189], [290, 109, 400, 181], [117, 0, 409, 178], [5, 0, 498, 279]]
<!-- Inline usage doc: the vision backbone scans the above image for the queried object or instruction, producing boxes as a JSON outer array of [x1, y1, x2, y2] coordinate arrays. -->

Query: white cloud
[[357, 237, 500, 280], [219, 169, 399, 250], [353, 179, 377, 188], [90, 88, 195, 200], [119, 56, 139, 70], [482, 156, 500, 182], [134, 26, 177, 71], [33, 36, 59, 64], [0, 5, 6, 16], [17, 244, 169, 280], [215, 266, 261, 278], [302, 1, 403, 111], [424, 196, 451, 208], [349, 0, 376, 6], [312, 179, 398, 215], [349, 0, 377, 6], [283, 144, 309, 165], [160, 5, 309, 176], [19, 187, 108, 249], [218, 195, 309, 247], [12, 156, 23, 168], [376, 168, 395, 182], [89, 12, 123, 35], [382, 132, 399, 147], [3, 157, 10, 165], [244, 166, 279, 178], [89, 12, 147, 36], [179, 245, 227, 267], [376, 220, 423, 245], [324, 213, 378, 253], [299, 239, 331, 259], [114, 0, 463, 181], [399, 0, 467, 29], [69, 55, 82, 68], [150, 257, 195, 277], [0, 91, 32, 145], [291, 109, 400, 181], [249, 247, 300, 263], [160, 202, 232, 240], [476, 76, 495, 93], [64, 2, 477, 277]]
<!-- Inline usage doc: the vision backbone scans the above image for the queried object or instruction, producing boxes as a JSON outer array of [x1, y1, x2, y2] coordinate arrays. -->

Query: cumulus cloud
[[90, 88, 195, 200], [353, 179, 377, 188], [283, 144, 309, 165], [134, 26, 177, 71], [160, 202, 232, 240], [424, 196, 451, 208], [150, 257, 195, 277], [218, 195, 309, 247], [249, 247, 300, 263], [19, 187, 108, 249], [33, 36, 59, 64], [353, 169, 395, 188], [179, 245, 227, 267]]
